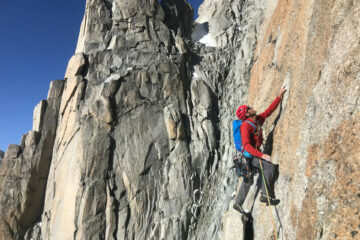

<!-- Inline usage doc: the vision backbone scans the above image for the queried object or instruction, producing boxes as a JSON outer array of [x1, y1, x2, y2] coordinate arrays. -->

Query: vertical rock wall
[[0, 150, 4, 164], [0, 80, 64, 239], [0, 0, 358, 239], [235, 0, 360, 239], [42, 0, 197, 239]]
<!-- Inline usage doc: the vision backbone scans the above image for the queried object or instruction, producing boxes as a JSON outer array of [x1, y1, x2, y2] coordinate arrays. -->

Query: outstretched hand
[[278, 86, 287, 99], [261, 154, 272, 162]]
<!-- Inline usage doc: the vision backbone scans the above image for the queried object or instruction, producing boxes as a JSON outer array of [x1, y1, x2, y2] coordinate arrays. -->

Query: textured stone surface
[[24, 222, 41, 240], [0, 81, 64, 239], [0, 0, 359, 239], [47, 80, 65, 99], [41, 0, 195, 239], [64, 53, 86, 78], [0, 150, 4, 164], [33, 100, 46, 132], [161, 0, 194, 38], [243, 0, 360, 239]]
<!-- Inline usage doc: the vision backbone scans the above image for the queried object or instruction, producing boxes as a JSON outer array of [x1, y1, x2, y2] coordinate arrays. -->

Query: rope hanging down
[[259, 159, 278, 240]]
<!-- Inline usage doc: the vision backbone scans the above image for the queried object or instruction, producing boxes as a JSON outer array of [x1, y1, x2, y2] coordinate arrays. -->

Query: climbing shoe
[[233, 203, 247, 215], [260, 195, 280, 206]]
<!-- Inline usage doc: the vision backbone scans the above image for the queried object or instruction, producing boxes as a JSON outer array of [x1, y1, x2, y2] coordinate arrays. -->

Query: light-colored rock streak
[[42, 132, 82, 240]]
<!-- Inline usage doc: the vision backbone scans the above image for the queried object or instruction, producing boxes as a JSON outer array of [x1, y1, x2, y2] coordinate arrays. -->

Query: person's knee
[[269, 164, 275, 171], [241, 179, 253, 188], [264, 163, 275, 174], [244, 177, 254, 185]]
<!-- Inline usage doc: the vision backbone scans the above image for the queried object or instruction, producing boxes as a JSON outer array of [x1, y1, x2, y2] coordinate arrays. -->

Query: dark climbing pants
[[235, 157, 276, 205]]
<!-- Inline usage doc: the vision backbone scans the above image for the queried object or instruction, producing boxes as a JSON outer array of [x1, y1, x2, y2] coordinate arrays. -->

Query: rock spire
[[0, 0, 359, 239]]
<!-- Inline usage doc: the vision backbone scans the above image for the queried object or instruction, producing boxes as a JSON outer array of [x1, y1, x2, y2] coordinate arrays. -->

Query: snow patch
[[199, 34, 217, 47], [192, 22, 218, 47]]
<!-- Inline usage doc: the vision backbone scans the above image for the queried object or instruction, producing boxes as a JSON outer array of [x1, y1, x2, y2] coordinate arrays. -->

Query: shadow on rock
[[241, 213, 254, 240]]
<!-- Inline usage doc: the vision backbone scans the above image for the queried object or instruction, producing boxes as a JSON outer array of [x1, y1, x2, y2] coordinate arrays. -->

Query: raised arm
[[257, 87, 286, 123]]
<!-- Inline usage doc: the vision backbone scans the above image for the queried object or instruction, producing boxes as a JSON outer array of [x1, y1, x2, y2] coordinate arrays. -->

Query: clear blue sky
[[0, 0, 203, 152]]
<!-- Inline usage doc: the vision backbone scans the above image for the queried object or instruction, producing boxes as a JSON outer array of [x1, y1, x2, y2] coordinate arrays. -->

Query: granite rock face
[[245, 0, 360, 239], [0, 80, 64, 239], [0, 0, 359, 239], [0, 150, 4, 163], [42, 0, 196, 239]]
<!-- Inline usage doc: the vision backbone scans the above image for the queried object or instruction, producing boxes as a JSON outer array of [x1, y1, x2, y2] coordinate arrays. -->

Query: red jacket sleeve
[[240, 122, 263, 158], [257, 97, 281, 124]]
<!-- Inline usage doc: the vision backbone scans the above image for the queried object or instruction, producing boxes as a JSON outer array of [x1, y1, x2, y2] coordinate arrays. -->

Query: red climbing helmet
[[236, 105, 248, 120]]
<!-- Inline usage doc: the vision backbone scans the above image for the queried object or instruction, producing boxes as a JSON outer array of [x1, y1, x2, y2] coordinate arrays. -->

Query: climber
[[233, 86, 286, 215]]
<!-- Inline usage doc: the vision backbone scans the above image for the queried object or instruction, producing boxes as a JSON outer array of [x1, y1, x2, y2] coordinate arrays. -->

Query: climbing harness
[[259, 160, 278, 240], [232, 152, 258, 182]]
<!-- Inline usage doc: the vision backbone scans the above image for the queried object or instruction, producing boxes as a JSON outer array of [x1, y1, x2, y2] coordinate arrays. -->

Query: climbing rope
[[259, 159, 278, 240]]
